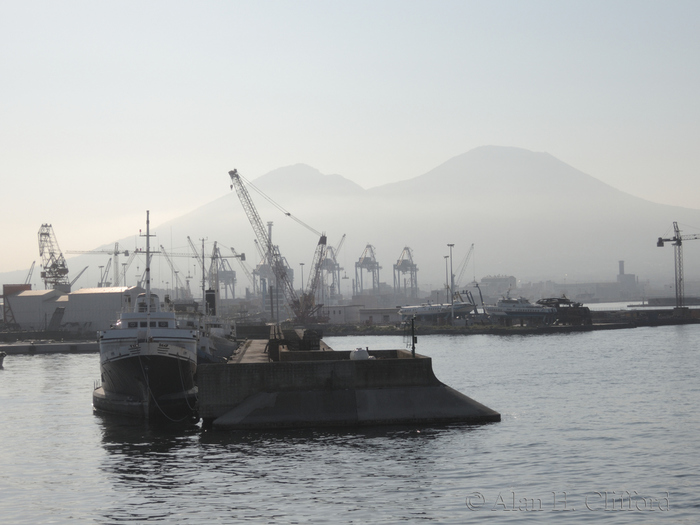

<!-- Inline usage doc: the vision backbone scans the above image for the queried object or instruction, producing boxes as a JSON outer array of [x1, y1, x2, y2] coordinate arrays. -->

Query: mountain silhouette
[[4, 146, 699, 294]]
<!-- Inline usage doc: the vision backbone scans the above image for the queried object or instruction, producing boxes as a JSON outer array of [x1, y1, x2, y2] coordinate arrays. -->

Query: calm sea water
[[1, 326, 698, 524]]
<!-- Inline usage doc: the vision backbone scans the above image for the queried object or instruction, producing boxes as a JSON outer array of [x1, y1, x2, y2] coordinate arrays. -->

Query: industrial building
[[3, 286, 145, 333]]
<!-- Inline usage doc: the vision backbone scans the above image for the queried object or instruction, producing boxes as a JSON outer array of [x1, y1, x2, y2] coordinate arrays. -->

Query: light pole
[[444, 255, 449, 304], [448, 243, 455, 322], [300, 263, 305, 292]]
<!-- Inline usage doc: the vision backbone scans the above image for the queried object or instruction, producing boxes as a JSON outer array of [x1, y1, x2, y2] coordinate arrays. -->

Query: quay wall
[[198, 349, 439, 420], [198, 348, 500, 429]]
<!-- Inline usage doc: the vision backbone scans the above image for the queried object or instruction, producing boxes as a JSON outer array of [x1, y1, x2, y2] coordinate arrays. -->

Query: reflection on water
[[2, 328, 699, 523], [96, 411, 490, 523]]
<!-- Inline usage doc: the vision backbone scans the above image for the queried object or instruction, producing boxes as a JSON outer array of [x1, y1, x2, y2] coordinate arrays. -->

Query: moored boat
[[399, 301, 475, 322], [485, 296, 557, 323], [92, 212, 199, 421]]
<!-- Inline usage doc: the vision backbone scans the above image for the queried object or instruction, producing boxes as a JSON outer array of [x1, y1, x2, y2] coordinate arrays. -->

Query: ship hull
[[94, 339, 198, 421]]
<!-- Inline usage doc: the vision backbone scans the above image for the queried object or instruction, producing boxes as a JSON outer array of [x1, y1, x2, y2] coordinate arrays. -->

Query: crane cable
[[238, 173, 322, 238]]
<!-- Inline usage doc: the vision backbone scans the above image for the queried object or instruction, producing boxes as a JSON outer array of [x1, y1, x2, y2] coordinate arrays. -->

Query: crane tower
[[354, 244, 381, 295], [229, 169, 327, 323], [393, 247, 418, 299], [38, 224, 71, 292], [657, 221, 700, 308]]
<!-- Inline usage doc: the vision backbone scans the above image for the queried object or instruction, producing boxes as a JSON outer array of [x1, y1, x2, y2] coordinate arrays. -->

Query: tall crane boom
[[25, 261, 35, 285], [299, 235, 327, 318], [160, 245, 187, 299], [229, 169, 325, 323], [657, 221, 700, 308], [455, 243, 475, 289], [229, 168, 298, 317]]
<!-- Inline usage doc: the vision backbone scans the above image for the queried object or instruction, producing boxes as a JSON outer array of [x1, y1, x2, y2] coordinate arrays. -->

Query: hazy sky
[[2, 0, 700, 275]]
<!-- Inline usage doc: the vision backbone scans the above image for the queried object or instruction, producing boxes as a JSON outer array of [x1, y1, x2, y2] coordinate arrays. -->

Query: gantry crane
[[354, 244, 381, 295], [229, 169, 327, 323], [393, 247, 418, 299], [38, 224, 71, 292], [657, 222, 700, 308]]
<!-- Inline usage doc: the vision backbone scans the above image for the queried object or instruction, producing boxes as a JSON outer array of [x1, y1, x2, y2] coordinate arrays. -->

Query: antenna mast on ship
[[140, 210, 155, 334]]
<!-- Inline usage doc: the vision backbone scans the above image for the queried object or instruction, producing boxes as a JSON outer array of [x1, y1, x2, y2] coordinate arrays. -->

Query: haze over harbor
[[2, 146, 700, 297], [2, 1, 700, 288]]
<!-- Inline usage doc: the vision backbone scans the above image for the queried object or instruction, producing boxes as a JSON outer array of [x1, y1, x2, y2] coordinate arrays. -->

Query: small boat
[[399, 301, 475, 321], [92, 212, 199, 421], [485, 296, 557, 323]]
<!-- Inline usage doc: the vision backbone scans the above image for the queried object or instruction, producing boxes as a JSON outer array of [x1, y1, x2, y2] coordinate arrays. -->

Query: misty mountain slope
[[369, 146, 628, 203], [252, 164, 366, 196], [5, 147, 700, 292]]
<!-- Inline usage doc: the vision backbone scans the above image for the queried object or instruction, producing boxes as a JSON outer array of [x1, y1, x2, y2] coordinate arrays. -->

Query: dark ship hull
[[93, 341, 198, 422]]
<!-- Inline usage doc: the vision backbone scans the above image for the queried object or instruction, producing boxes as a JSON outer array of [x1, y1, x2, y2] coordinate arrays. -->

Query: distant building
[[319, 304, 362, 325], [359, 307, 401, 325], [479, 275, 517, 302], [3, 286, 145, 333]]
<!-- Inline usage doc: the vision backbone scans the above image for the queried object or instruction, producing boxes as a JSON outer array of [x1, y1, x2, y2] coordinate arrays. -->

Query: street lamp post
[[444, 255, 449, 305], [448, 243, 455, 322]]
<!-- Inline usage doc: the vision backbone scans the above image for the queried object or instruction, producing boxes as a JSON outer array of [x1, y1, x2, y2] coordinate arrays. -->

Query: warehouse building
[[3, 286, 145, 334]]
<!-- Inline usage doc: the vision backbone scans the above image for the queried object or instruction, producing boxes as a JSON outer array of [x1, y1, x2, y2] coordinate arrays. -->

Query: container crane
[[657, 222, 700, 308], [354, 244, 380, 295], [393, 247, 418, 299], [228, 168, 327, 323]]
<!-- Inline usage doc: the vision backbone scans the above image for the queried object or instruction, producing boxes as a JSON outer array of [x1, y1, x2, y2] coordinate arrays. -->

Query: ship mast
[[141, 210, 153, 336]]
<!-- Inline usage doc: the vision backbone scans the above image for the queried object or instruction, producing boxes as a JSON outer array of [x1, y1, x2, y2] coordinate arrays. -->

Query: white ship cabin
[[136, 293, 160, 313], [112, 293, 180, 330]]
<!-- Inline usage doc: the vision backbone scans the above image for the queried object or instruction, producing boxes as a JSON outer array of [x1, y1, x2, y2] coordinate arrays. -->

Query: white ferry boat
[[485, 296, 557, 322], [399, 301, 475, 321]]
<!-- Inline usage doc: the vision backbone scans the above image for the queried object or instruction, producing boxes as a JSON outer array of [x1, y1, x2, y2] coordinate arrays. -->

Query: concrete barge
[[198, 329, 500, 430]]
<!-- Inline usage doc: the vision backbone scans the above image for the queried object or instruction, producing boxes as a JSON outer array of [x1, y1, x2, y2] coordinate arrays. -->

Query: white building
[[319, 304, 362, 324], [4, 286, 145, 334]]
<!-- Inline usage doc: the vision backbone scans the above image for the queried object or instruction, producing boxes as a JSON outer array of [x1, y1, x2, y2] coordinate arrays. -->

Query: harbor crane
[[657, 222, 700, 308], [393, 247, 418, 299], [67, 243, 129, 287], [355, 244, 381, 295], [160, 245, 191, 301], [38, 224, 71, 292], [454, 243, 474, 289], [321, 233, 346, 303], [98, 259, 112, 287], [229, 246, 257, 294], [70, 266, 89, 288], [229, 168, 327, 323], [24, 261, 35, 285]]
